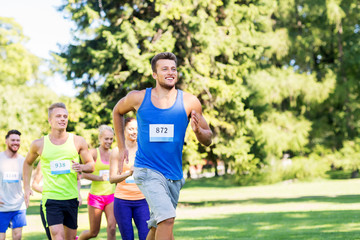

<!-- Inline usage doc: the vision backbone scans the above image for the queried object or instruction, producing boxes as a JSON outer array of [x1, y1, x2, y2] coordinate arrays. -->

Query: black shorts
[[44, 198, 78, 229], [40, 201, 52, 239]]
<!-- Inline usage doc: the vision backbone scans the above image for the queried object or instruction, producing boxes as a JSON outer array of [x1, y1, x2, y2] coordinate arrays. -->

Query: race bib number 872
[[149, 124, 174, 142]]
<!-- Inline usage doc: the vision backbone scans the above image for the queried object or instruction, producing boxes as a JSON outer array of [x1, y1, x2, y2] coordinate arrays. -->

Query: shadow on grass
[[24, 227, 110, 240], [174, 209, 360, 240], [183, 175, 236, 189], [179, 194, 360, 207]]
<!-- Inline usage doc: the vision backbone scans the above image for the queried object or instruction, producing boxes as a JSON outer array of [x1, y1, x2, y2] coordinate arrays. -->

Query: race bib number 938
[[50, 160, 71, 175]]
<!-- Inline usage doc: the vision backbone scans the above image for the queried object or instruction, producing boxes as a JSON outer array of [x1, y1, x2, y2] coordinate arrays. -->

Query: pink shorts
[[87, 193, 114, 210]]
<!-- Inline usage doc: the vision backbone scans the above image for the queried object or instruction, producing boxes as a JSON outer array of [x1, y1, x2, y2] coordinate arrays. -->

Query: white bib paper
[[125, 175, 135, 184], [3, 172, 19, 183], [50, 160, 71, 175], [99, 170, 109, 181], [149, 124, 174, 142]]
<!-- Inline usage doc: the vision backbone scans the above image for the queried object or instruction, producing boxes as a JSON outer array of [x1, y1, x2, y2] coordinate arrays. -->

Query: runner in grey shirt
[[0, 130, 26, 240]]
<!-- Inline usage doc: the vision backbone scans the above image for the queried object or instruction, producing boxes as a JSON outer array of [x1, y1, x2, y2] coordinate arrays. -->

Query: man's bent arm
[[113, 98, 128, 151], [113, 91, 142, 165], [77, 136, 95, 173], [193, 114, 213, 146], [190, 98, 213, 146]]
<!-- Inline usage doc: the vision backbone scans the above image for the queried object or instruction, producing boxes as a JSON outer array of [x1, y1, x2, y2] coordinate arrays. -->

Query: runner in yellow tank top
[[78, 125, 116, 240], [23, 102, 95, 240]]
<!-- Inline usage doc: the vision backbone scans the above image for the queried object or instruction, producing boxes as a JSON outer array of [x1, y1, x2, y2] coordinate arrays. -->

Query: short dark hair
[[48, 102, 67, 118], [125, 117, 135, 127], [5, 129, 21, 139], [151, 52, 177, 73]]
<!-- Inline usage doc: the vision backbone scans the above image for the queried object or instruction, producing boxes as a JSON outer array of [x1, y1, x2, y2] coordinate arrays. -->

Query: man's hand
[[119, 148, 129, 165], [191, 110, 201, 133], [24, 188, 33, 208], [0, 197, 4, 206], [78, 194, 83, 207], [72, 160, 82, 173], [129, 165, 134, 175]]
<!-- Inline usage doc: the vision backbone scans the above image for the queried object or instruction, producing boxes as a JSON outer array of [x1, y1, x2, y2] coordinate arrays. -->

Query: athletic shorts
[[43, 198, 78, 229], [40, 201, 51, 240], [133, 167, 185, 229], [0, 210, 26, 232], [87, 193, 114, 210]]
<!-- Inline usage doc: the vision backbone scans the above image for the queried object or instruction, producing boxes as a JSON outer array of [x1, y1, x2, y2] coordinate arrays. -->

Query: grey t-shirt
[[0, 152, 26, 212]]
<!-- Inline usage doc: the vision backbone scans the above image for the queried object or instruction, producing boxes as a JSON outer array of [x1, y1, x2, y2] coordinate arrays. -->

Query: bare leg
[[64, 225, 77, 240], [103, 202, 116, 240], [49, 224, 65, 240], [0, 232, 6, 240], [146, 227, 156, 240], [11, 227, 23, 240], [78, 205, 103, 240], [155, 218, 174, 240]]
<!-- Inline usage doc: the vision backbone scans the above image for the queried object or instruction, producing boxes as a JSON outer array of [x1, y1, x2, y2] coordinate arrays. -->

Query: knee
[[89, 230, 99, 238], [108, 224, 116, 235], [13, 232, 22, 240], [159, 218, 175, 226]]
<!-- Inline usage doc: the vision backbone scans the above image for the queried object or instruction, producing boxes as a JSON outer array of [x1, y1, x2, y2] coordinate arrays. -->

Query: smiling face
[[6, 134, 20, 153], [48, 107, 68, 130], [99, 130, 114, 150], [125, 120, 137, 142], [153, 59, 178, 90]]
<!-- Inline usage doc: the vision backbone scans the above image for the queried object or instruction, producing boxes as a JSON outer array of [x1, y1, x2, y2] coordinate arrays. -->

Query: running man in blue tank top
[[112, 52, 213, 240]]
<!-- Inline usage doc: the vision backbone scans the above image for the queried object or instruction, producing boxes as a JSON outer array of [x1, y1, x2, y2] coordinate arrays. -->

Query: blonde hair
[[48, 102, 67, 118], [98, 125, 114, 138]]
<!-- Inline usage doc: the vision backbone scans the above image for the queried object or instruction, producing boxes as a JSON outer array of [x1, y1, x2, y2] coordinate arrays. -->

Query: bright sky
[[0, 0, 77, 96]]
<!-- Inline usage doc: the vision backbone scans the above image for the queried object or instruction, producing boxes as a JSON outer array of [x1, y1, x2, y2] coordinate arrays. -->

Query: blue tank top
[[135, 88, 189, 180]]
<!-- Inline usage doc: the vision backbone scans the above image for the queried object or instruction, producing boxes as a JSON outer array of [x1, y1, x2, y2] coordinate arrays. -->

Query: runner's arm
[[109, 147, 133, 184], [75, 136, 95, 173], [80, 149, 105, 181], [23, 139, 41, 208], [113, 90, 143, 165], [190, 97, 213, 146], [31, 162, 43, 193], [82, 172, 106, 181], [77, 175, 82, 206]]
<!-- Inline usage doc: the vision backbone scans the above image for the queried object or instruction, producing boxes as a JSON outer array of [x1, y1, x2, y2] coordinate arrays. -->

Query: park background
[[1, 0, 360, 239]]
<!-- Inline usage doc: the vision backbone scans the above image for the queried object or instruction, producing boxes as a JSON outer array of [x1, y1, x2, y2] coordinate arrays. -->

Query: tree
[[57, 0, 360, 184], [0, 17, 83, 154], [58, 0, 262, 177]]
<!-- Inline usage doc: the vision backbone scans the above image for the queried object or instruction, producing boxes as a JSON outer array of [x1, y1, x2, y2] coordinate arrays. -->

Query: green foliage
[[0, 17, 41, 85], [0, 17, 88, 155], [0, 84, 54, 154], [323, 138, 360, 173], [54, 0, 360, 185], [263, 156, 330, 184], [254, 111, 312, 158], [57, 0, 265, 170], [0, 84, 85, 155]]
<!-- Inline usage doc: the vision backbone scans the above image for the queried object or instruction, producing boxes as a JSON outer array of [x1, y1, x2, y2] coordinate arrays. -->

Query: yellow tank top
[[40, 133, 79, 200], [90, 148, 115, 195]]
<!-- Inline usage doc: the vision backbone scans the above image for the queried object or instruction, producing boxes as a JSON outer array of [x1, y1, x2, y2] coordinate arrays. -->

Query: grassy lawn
[[21, 177, 360, 239]]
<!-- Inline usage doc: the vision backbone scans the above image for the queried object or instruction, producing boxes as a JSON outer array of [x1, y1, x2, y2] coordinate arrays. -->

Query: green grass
[[21, 177, 360, 239]]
